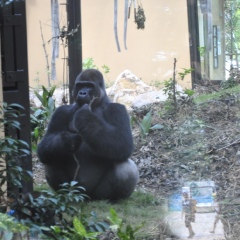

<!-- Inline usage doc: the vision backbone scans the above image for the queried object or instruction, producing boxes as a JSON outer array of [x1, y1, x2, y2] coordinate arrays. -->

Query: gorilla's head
[[73, 69, 108, 107]]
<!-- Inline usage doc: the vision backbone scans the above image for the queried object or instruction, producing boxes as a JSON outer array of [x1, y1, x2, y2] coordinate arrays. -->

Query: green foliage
[[221, 75, 240, 89], [101, 64, 110, 74], [131, 111, 152, 138], [70, 216, 100, 239], [0, 213, 28, 240], [198, 46, 206, 57], [83, 58, 110, 75], [131, 111, 164, 138], [30, 85, 56, 151], [163, 67, 194, 112], [78, 190, 165, 239], [108, 208, 144, 240], [0, 103, 32, 200], [11, 181, 88, 238], [82, 58, 97, 69], [50, 211, 109, 240], [194, 84, 240, 104], [178, 68, 194, 81], [184, 88, 195, 97], [225, 1, 240, 53], [139, 111, 152, 137]]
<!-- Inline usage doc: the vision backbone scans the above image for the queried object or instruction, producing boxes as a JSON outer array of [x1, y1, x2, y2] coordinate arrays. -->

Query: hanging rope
[[123, 0, 128, 50], [51, 0, 60, 80], [114, 0, 121, 52], [114, 0, 145, 52]]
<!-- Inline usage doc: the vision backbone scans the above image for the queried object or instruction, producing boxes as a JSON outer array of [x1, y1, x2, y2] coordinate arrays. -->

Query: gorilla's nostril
[[79, 91, 87, 96]]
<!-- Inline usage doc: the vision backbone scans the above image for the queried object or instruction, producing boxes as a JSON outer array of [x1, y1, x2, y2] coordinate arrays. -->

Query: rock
[[106, 69, 154, 109], [107, 69, 186, 110], [132, 90, 167, 109]]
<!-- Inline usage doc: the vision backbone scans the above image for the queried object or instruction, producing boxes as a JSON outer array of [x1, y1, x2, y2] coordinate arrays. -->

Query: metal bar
[[67, 0, 82, 104]]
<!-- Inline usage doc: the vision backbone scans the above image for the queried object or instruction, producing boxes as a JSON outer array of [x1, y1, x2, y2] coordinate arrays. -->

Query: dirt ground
[[33, 85, 240, 239]]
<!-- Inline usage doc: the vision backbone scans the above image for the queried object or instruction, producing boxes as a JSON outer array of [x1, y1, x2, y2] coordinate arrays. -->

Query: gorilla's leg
[[92, 160, 139, 200]]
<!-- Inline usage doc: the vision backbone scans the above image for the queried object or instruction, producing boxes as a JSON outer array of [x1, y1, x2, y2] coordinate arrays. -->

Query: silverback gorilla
[[37, 69, 139, 200]]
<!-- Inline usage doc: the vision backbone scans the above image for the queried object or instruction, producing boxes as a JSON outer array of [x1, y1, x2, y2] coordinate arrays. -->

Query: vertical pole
[[187, 0, 201, 87], [67, 0, 82, 103]]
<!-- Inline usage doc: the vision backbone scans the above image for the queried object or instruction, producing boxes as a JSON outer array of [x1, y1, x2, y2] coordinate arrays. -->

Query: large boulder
[[107, 69, 185, 110]]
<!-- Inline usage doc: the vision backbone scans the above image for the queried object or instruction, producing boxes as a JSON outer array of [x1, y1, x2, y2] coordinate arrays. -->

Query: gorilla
[[37, 69, 139, 201]]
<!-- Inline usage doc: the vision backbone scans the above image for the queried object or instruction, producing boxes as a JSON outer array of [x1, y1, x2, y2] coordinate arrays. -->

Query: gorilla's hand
[[73, 104, 99, 134], [61, 131, 82, 152]]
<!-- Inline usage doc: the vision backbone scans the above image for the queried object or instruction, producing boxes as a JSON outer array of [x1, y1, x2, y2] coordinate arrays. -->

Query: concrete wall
[[26, 0, 191, 89]]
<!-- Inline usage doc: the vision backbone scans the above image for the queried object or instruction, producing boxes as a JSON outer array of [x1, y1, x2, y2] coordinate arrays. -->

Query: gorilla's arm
[[37, 105, 81, 165], [73, 103, 133, 161]]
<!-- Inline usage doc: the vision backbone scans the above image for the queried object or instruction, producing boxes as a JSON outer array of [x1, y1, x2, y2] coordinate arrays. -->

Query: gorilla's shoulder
[[106, 102, 127, 110], [103, 102, 128, 115], [50, 104, 77, 122], [54, 104, 77, 114]]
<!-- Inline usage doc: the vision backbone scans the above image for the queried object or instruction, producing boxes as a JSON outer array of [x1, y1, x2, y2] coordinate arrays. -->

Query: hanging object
[[51, 0, 59, 80], [134, 0, 146, 29], [114, 0, 129, 52], [114, 0, 121, 52], [123, 0, 128, 50], [114, 0, 145, 52]]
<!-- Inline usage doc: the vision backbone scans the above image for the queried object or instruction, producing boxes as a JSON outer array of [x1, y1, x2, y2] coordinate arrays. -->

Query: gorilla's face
[[73, 69, 106, 107]]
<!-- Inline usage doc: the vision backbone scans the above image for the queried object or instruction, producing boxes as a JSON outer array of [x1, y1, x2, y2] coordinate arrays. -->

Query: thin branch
[[173, 58, 177, 111], [216, 137, 240, 151], [39, 21, 51, 87]]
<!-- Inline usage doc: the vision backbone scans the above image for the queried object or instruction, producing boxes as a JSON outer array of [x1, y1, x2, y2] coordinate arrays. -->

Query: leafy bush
[[0, 103, 32, 201], [163, 65, 194, 112], [108, 208, 144, 240], [30, 85, 56, 151], [12, 182, 87, 236], [221, 75, 240, 89], [0, 213, 28, 240], [82, 57, 110, 75]]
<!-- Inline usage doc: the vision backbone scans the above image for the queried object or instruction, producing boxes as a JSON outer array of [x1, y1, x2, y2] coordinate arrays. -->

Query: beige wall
[[26, 0, 191, 89]]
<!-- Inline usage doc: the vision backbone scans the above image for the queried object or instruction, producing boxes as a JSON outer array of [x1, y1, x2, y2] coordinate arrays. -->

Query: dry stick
[[173, 58, 177, 111], [216, 137, 240, 151], [88, 96, 99, 112], [39, 21, 51, 87], [73, 153, 80, 181]]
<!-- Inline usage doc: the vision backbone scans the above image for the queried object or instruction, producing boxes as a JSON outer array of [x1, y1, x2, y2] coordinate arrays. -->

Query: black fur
[[37, 69, 139, 200]]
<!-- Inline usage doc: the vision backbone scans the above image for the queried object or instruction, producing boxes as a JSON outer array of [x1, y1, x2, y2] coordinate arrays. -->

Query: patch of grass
[[194, 85, 240, 104], [33, 183, 50, 191], [82, 190, 167, 238]]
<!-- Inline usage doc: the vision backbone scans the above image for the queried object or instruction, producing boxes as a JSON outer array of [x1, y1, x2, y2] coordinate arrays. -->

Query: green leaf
[[184, 88, 195, 97], [34, 90, 44, 105], [140, 111, 152, 136], [150, 124, 164, 130], [34, 127, 39, 138], [73, 216, 87, 236]]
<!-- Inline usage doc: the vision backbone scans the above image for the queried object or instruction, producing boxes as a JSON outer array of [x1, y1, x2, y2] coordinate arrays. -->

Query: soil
[[32, 84, 240, 240]]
